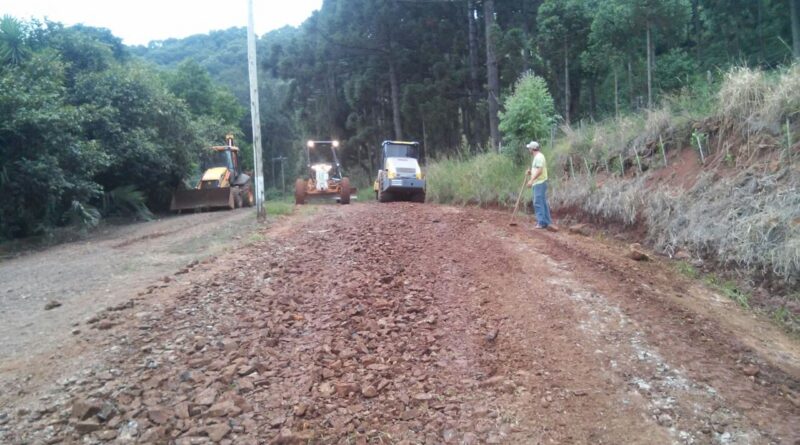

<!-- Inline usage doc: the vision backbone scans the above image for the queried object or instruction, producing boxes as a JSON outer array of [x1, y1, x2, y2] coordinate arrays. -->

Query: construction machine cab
[[202, 145, 240, 175], [380, 141, 420, 163], [374, 141, 426, 203], [294, 139, 355, 205]]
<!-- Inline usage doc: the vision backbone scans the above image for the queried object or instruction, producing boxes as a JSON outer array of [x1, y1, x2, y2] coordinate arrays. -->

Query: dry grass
[[718, 67, 768, 125], [718, 64, 800, 136], [554, 166, 800, 287], [660, 169, 798, 284], [760, 65, 800, 132], [551, 177, 645, 226]]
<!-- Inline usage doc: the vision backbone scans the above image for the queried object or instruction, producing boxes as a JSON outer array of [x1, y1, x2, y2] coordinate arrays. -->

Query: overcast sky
[[3, 0, 323, 45]]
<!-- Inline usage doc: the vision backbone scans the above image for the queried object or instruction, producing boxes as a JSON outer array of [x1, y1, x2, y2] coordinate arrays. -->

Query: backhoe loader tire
[[295, 178, 307, 205], [340, 177, 351, 204], [244, 186, 254, 207]]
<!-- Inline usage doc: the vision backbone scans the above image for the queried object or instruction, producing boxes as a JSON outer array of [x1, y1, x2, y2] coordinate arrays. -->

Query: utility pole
[[247, 0, 266, 220]]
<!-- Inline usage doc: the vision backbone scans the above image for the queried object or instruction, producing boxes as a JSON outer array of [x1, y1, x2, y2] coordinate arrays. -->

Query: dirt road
[[1, 203, 798, 444], [0, 209, 257, 379]]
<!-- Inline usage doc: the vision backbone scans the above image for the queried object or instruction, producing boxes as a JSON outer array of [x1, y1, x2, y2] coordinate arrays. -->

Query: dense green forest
[[0, 18, 244, 238], [2, 0, 799, 239], [136, 0, 798, 175]]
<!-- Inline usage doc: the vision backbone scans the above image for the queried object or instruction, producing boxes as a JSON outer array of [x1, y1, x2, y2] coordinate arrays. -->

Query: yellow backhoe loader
[[170, 135, 254, 212]]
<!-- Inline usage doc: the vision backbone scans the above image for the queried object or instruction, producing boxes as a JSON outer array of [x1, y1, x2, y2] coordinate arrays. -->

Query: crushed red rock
[[2, 203, 798, 444]]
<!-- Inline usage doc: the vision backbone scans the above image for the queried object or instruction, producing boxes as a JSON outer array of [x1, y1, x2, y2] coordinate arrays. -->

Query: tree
[[790, 0, 799, 59], [0, 15, 30, 66], [0, 53, 107, 237], [484, 0, 502, 151], [538, 0, 591, 124], [166, 59, 216, 116], [629, 0, 691, 107], [498, 72, 556, 163]]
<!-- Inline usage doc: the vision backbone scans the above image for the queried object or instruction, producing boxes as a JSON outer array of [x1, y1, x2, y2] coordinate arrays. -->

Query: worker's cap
[[526, 141, 540, 151]]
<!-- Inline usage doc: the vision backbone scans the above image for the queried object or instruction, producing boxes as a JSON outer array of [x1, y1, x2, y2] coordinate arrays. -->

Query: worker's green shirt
[[531, 152, 548, 186]]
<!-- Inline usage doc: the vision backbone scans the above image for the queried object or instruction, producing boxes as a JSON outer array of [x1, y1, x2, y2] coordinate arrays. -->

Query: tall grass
[[719, 65, 800, 138], [426, 153, 526, 207]]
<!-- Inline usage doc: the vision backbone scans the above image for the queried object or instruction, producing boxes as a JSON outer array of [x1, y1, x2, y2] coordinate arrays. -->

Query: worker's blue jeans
[[532, 182, 551, 227]]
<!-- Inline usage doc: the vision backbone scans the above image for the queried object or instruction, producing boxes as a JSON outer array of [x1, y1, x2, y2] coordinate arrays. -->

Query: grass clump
[[426, 153, 526, 207], [706, 275, 751, 308], [265, 198, 295, 216], [718, 64, 800, 137], [356, 185, 375, 203], [717, 66, 768, 126], [674, 261, 700, 279], [551, 176, 644, 226]]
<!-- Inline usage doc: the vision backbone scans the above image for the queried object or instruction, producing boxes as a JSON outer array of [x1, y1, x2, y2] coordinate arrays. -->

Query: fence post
[[632, 145, 643, 175], [786, 118, 793, 163], [568, 156, 575, 179], [659, 135, 668, 167], [694, 132, 705, 164]]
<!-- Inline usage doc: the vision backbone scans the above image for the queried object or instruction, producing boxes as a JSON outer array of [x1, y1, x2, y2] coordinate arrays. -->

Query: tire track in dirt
[[499, 218, 800, 443]]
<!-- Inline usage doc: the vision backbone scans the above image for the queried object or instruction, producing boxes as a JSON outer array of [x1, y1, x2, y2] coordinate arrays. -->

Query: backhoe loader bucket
[[170, 187, 235, 211]]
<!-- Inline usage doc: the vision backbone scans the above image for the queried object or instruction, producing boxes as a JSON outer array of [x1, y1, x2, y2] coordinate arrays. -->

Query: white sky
[[3, 0, 323, 45]]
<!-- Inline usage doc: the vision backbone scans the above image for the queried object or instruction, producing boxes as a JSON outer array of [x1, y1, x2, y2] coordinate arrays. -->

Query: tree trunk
[[468, 0, 480, 98], [691, 0, 701, 58], [792, 0, 800, 59], [467, 0, 481, 146], [628, 59, 634, 108], [758, 0, 765, 62], [422, 116, 429, 160], [646, 22, 653, 109], [484, 0, 501, 151], [564, 38, 570, 125], [614, 68, 619, 119], [389, 59, 403, 140]]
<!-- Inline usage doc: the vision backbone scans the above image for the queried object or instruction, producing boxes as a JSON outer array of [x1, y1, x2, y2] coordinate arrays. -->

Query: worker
[[526, 141, 556, 231]]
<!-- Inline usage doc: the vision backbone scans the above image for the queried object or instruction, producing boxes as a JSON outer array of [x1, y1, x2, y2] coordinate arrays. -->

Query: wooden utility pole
[[247, 0, 266, 220]]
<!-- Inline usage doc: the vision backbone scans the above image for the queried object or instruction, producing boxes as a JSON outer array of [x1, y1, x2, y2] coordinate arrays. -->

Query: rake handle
[[509, 173, 530, 223]]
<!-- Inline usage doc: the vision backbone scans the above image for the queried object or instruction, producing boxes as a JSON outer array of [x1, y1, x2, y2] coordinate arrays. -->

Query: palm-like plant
[[0, 15, 30, 66]]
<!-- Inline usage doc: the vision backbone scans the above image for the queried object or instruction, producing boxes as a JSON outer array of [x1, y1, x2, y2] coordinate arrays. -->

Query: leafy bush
[[102, 185, 154, 220]]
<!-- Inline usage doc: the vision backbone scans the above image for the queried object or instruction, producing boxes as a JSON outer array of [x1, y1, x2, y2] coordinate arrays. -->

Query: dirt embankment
[[1, 203, 798, 444]]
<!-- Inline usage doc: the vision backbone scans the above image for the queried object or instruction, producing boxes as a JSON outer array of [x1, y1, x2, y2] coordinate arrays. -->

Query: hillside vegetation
[[0, 18, 244, 239], [427, 64, 800, 331]]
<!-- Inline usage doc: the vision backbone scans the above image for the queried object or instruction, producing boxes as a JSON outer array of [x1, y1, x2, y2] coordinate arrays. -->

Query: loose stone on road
[[1, 203, 798, 444]]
